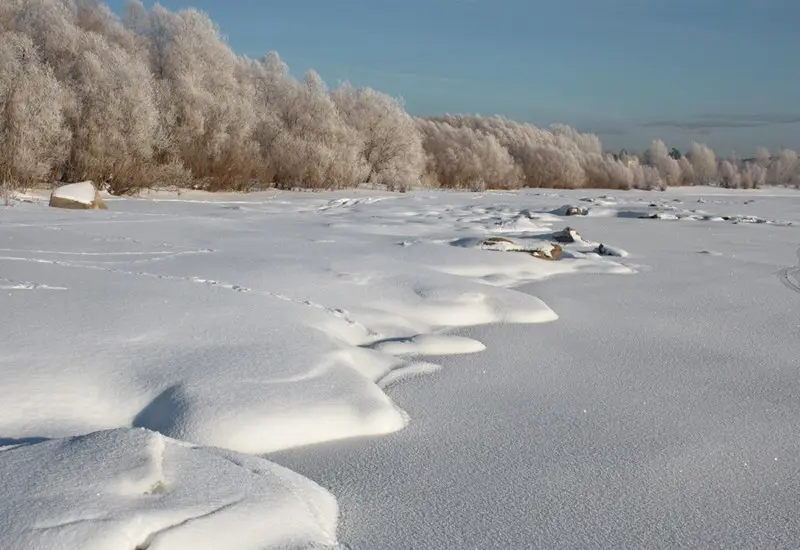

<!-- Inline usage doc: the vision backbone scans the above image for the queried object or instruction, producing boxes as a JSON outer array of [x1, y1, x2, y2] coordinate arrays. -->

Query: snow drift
[[0, 428, 339, 550]]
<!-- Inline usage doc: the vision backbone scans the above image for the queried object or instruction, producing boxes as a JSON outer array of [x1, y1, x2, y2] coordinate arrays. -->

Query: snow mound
[[317, 196, 392, 211], [494, 214, 550, 233], [642, 212, 680, 220], [132, 361, 407, 455], [373, 334, 486, 356], [377, 361, 442, 388], [474, 237, 556, 255], [552, 205, 589, 216], [0, 428, 339, 550]]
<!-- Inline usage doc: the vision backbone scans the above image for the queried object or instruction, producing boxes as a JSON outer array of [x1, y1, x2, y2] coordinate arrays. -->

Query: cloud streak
[[643, 113, 800, 131]]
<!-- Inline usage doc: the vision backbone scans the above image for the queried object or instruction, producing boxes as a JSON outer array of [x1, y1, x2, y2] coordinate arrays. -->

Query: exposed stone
[[479, 237, 562, 260], [481, 237, 514, 245], [530, 243, 563, 261], [552, 227, 581, 243], [49, 182, 108, 210], [595, 243, 628, 258]]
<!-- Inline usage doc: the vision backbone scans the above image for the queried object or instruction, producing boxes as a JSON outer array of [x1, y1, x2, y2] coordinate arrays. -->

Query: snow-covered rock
[[479, 236, 522, 251], [595, 243, 629, 257], [641, 212, 679, 220], [530, 242, 563, 261], [478, 237, 563, 260], [49, 181, 107, 210], [552, 226, 582, 243], [554, 205, 588, 216]]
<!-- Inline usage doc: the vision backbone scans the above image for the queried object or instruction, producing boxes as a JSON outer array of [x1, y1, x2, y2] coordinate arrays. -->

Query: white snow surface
[[271, 187, 800, 549], [0, 428, 338, 550], [373, 334, 487, 356], [3, 186, 800, 548], [49, 181, 98, 204], [0, 189, 629, 456]]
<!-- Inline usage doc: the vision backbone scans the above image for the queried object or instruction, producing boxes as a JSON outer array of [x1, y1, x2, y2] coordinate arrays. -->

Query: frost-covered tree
[[739, 162, 766, 189], [550, 124, 602, 155], [755, 147, 771, 167], [583, 154, 633, 190], [644, 140, 681, 187], [122, 0, 149, 35], [0, 32, 69, 187], [266, 69, 368, 189], [132, 5, 260, 188], [7, 0, 171, 192], [65, 32, 162, 192], [519, 144, 586, 189], [7, 0, 82, 82], [0, 0, 22, 31], [332, 84, 424, 189], [687, 142, 717, 185], [1, 0, 796, 193], [73, 0, 138, 54], [417, 119, 521, 190], [637, 164, 665, 191], [677, 156, 695, 186], [771, 149, 799, 185], [718, 160, 741, 189], [425, 115, 597, 188]]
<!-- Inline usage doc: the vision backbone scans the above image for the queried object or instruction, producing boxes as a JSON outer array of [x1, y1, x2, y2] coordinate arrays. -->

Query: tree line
[[2, 0, 798, 194]]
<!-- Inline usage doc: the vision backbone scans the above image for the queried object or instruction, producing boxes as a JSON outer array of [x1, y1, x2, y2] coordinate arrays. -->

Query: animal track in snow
[[777, 246, 800, 296], [0, 253, 374, 338], [0, 277, 67, 291]]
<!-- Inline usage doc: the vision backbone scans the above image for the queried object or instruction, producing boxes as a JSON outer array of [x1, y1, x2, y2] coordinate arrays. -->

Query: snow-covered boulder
[[555, 205, 588, 216], [530, 242, 563, 261], [640, 212, 678, 220], [478, 237, 562, 260], [49, 181, 108, 210], [552, 226, 582, 243], [479, 237, 521, 251], [0, 428, 339, 550], [595, 243, 629, 258]]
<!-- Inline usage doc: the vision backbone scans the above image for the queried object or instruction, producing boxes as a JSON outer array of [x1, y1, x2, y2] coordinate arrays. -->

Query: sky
[[108, 0, 800, 155]]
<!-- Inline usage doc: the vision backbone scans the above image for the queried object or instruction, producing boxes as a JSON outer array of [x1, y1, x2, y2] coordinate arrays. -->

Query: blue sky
[[109, 0, 800, 154]]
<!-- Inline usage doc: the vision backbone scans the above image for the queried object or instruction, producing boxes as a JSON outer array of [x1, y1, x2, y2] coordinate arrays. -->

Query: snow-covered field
[[2, 187, 799, 549]]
